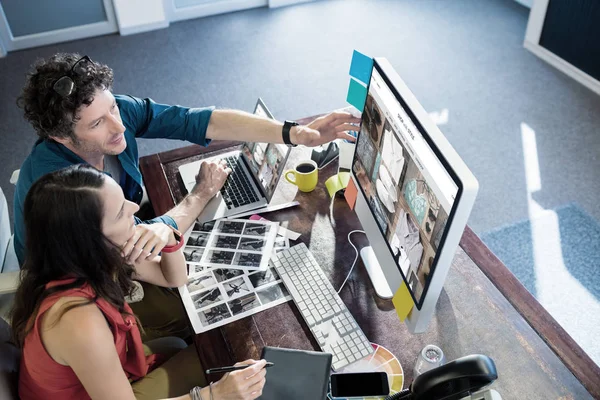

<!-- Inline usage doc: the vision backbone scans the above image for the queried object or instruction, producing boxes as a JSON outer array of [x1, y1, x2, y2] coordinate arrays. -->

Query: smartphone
[[330, 372, 389, 398]]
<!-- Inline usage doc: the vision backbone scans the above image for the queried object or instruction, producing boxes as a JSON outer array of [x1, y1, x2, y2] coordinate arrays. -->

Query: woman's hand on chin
[[121, 223, 172, 264]]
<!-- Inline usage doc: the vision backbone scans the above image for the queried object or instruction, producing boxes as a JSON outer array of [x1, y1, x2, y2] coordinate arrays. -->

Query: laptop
[[178, 99, 291, 223]]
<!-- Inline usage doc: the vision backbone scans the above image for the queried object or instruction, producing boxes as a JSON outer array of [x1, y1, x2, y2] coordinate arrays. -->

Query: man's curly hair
[[17, 53, 114, 141]]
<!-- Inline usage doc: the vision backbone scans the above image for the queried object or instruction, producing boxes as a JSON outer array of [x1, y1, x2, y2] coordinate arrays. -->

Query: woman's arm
[[42, 301, 199, 399], [129, 225, 188, 288], [43, 301, 263, 400]]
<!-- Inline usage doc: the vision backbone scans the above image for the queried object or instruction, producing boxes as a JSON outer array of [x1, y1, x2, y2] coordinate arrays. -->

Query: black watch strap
[[282, 120, 299, 147]]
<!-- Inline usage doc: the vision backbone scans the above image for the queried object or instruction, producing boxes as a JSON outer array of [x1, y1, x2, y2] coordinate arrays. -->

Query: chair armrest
[[0, 272, 19, 295]]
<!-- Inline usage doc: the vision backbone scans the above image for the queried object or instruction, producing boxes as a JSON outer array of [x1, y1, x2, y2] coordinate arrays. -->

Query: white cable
[[337, 230, 365, 294]]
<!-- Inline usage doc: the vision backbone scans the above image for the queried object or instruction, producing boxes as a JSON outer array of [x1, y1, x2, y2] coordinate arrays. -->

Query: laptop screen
[[240, 99, 291, 202]]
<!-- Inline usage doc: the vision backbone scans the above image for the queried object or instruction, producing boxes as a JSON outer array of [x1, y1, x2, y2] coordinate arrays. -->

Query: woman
[[10, 165, 267, 399]]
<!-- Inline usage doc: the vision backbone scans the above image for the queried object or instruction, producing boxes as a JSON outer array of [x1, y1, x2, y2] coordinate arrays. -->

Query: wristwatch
[[282, 120, 299, 147]]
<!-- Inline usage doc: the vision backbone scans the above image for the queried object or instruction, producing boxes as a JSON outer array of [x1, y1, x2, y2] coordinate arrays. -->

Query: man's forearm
[[165, 193, 211, 233], [206, 109, 299, 144]]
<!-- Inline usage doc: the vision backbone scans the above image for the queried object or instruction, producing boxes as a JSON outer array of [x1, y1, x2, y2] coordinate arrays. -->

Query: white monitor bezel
[[351, 58, 479, 333]]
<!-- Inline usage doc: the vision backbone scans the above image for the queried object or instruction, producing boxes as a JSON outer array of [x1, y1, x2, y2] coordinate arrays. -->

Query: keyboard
[[221, 156, 259, 209], [272, 243, 374, 370]]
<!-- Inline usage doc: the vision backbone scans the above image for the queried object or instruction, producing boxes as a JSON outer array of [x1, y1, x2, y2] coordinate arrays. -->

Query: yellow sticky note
[[339, 171, 350, 187], [325, 173, 350, 198], [392, 281, 414, 322]]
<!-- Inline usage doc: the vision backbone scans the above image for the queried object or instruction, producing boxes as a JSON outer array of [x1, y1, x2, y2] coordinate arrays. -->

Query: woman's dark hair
[[17, 53, 114, 141], [10, 165, 137, 347]]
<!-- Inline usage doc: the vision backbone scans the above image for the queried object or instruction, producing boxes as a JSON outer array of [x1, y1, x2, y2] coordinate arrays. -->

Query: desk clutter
[[178, 217, 379, 373], [178, 218, 292, 333], [326, 343, 404, 400]]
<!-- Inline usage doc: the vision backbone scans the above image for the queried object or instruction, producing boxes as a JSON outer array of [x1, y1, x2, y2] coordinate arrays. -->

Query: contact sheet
[[179, 261, 292, 333], [178, 218, 291, 333], [184, 219, 279, 271]]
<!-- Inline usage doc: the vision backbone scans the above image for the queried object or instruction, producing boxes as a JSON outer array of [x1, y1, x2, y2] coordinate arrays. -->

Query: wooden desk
[[140, 120, 599, 399]]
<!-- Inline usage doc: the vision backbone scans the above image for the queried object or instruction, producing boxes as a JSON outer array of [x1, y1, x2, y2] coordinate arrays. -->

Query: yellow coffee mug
[[284, 160, 318, 192]]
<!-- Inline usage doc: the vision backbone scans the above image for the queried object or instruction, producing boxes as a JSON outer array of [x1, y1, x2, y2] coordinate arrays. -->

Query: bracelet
[[189, 386, 203, 400], [161, 238, 184, 253], [162, 226, 184, 253]]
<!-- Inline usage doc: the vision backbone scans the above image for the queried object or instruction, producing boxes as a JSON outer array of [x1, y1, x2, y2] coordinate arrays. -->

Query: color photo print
[[178, 262, 292, 333]]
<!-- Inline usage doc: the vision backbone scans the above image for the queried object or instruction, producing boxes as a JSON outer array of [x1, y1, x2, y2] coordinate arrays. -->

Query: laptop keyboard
[[221, 156, 259, 209]]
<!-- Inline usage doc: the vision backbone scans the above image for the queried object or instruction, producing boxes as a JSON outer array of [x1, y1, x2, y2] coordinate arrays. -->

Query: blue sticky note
[[349, 50, 373, 85], [346, 78, 367, 112]]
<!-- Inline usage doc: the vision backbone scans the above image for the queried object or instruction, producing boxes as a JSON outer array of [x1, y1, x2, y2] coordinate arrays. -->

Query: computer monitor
[[351, 58, 479, 333]]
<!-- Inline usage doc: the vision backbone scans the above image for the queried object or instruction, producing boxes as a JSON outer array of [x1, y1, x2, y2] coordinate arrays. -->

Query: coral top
[[18, 279, 158, 400]]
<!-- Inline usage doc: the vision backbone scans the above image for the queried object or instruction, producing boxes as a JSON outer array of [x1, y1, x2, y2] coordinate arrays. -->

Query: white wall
[[112, 0, 168, 35]]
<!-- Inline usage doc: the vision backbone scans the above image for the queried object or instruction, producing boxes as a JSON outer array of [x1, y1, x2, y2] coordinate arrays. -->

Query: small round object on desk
[[413, 344, 445, 379]]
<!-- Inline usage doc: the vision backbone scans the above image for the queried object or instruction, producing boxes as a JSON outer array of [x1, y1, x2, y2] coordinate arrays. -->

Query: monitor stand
[[360, 246, 394, 299]]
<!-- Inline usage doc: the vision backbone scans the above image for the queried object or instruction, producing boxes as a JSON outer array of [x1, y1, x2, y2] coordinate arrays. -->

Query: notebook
[[260, 346, 332, 400]]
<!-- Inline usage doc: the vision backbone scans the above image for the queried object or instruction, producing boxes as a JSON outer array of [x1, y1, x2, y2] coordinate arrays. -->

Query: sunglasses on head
[[52, 55, 92, 98]]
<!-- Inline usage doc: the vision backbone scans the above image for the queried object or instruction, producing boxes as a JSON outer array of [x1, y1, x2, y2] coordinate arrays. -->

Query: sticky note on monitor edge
[[349, 50, 373, 85], [392, 281, 414, 322], [344, 178, 358, 210], [325, 173, 348, 198], [347, 78, 367, 113]]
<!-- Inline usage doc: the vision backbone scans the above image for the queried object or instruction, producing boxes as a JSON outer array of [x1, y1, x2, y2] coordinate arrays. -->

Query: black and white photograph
[[214, 268, 244, 283], [248, 268, 279, 288], [233, 252, 262, 268], [205, 250, 235, 265], [187, 231, 209, 247], [223, 277, 251, 298], [256, 283, 289, 305], [188, 264, 205, 276], [197, 303, 231, 326], [228, 293, 260, 316], [273, 237, 288, 252], [238, 237, 267, 251], [243, 223, 271, 237], [193, 220, 216, 233], [187, 273, 217, 293], [210, 235, 240, 249], [184, 247, 204, 263], [216, 221, 245, 235], [192, 287, 223, 309]]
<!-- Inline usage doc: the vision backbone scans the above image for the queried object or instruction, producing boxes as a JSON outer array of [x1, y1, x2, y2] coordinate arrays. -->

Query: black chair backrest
[[0, 317, 19, 400]]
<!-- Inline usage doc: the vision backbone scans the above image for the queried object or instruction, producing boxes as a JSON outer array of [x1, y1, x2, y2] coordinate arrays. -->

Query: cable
[[385, 389, 412, 399], [337, 230, 365, 293]]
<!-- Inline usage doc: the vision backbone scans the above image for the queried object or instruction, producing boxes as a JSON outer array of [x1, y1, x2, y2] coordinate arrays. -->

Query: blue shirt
[[14, 94, 213, 265]]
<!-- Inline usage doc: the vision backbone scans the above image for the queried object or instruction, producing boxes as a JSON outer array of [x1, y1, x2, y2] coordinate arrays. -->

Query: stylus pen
[[205, 362, 274, 375]]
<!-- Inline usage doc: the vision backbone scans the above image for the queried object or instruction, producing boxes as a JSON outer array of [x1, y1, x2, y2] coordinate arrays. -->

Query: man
[[14, 53, 358, 340]]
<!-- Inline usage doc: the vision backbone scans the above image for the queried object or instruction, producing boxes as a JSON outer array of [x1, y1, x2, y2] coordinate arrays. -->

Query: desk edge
[[460, 226, 600, 398]]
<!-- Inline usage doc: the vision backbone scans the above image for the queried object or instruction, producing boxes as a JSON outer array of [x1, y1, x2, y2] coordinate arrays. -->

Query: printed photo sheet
[[183, 219, 279, 271], [179, 263, 292, 333]]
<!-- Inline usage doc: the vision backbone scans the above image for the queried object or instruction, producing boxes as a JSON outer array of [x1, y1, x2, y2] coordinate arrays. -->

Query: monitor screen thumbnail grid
[[352, 66, 457, 306]]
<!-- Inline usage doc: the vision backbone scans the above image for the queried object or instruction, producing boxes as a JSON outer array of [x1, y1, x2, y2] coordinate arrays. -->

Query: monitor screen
[[352, 63, 459, 306], [240, 99, 290, 201]]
